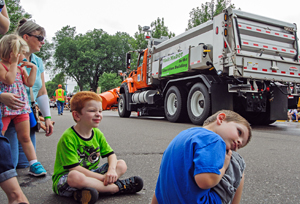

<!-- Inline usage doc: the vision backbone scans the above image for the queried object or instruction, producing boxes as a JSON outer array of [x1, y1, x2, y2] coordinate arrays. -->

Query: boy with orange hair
[[52, 91, 143, 204]]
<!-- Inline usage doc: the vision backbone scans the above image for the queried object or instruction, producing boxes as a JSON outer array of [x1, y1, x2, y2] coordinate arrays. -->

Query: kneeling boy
[[152, 110, 252, 204], [52, 91, 143, 204]]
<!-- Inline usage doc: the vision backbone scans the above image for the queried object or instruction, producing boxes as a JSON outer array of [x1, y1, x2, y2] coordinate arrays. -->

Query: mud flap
[[270, 86, 288, 120], [211, 83, 234, 114]]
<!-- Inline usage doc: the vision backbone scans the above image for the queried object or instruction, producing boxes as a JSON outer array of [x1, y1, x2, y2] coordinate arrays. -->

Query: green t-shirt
[[52, 126, 114, 194]]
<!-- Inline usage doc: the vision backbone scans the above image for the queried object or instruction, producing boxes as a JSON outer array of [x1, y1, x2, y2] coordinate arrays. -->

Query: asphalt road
[[0, 109, 300, 204]]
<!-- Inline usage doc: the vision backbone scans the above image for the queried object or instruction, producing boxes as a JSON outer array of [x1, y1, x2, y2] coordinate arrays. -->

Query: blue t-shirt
[[155, 127, 226, 204], [24, 53, 44, 102]]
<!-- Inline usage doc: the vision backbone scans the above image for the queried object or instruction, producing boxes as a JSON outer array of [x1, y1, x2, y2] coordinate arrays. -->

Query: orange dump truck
[[100, 8, 300, 125]]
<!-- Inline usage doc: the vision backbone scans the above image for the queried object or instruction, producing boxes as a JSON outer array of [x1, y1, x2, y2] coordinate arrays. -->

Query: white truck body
[[117, 8, 300, 125]]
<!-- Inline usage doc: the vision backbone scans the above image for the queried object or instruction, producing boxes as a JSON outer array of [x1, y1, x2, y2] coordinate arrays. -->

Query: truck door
[[133, 51, 149, 89]]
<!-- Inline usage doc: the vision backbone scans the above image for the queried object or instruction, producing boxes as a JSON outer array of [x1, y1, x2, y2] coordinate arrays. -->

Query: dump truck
[[100, 8, 300, 125]]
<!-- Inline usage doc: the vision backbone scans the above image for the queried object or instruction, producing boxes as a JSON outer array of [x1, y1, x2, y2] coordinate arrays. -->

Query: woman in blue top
[[5, 19, 54, 171]]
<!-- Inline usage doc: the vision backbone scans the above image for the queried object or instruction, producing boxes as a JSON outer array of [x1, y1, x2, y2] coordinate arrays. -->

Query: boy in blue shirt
[[152, 110, 252, 204], [52, 91, 143, 204]]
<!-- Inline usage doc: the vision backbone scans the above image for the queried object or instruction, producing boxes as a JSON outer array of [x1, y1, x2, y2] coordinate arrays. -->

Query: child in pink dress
[[0, 34, 47, 176]]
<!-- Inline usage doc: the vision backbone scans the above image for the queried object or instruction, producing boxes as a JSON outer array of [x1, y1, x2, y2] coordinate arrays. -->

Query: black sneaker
[[73, 187, 98, 204], [114, 176, 143, 194]]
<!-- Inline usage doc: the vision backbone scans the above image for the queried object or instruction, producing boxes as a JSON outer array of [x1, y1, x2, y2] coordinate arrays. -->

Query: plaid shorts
[[56, 163, 109, 197]]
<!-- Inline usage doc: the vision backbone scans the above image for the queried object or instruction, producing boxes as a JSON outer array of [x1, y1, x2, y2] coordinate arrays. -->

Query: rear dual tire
[[187, 83, 210, 125]]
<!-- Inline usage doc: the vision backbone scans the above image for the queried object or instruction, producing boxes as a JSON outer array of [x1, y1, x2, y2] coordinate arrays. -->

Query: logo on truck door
[[161, 49, 189, 77]]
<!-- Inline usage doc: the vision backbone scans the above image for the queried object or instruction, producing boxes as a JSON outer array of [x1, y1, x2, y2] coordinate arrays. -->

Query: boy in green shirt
[[52, 91, 143, 204]]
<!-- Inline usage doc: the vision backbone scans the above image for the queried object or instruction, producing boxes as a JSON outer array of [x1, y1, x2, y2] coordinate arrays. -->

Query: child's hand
[[103, 169, 118, 186], [9, 52, 20, 65], [20, 61, 37, 70], [224, 149, 232, 170]]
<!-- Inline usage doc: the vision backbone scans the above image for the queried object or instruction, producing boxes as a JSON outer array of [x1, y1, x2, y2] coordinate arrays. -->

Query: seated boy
[[151, 110, 252, 204], [52, 91, 143, 204]]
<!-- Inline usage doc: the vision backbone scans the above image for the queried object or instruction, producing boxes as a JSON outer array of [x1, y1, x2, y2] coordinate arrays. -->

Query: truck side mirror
[[126, 53, 131, 69]]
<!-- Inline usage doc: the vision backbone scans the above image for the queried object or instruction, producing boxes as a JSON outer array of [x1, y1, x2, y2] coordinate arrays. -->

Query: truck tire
[[187, 83, 210, 125], [118, 94, 131, 118], [164, 86, 188, 122]]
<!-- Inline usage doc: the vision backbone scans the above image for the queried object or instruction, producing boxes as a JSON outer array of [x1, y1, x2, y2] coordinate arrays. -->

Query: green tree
[[186, 0, 235, 30], [130, 18, 175, 70], [53, 26, 132, 91], [151, 17, 175, 39], [4, 1, 53, 66], [2, 0, 31, 38], [98, 72, 122, 93]]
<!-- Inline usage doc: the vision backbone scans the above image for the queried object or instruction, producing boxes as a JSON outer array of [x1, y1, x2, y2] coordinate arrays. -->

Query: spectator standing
[[53, 84, 66, 116], [0, 2, 29, 203], [0, 34, 47, 176], [5, 19, 54, 169]]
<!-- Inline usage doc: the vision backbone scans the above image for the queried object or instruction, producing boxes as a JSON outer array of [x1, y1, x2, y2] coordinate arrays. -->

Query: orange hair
[[70, 91, 102, 115]]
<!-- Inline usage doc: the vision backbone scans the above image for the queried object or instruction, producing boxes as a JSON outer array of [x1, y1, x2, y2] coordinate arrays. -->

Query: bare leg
[[151, 193, 158, 204], [231, 173, 245, 204], [68, 160, 127, 194], [67, 170, 119, 194], [0, 177, 29, 204], [101, 160, 127, 180], [15, 121, 37, 161]]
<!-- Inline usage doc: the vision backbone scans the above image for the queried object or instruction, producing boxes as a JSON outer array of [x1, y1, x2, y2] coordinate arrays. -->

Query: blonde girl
[[0, 34, 46, 176]]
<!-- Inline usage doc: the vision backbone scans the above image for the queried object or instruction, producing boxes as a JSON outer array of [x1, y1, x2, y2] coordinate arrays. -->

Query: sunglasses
[[27, 33, 44, 42]]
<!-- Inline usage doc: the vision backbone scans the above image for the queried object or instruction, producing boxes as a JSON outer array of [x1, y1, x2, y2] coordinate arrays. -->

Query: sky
[[19, 0, 300, 93]]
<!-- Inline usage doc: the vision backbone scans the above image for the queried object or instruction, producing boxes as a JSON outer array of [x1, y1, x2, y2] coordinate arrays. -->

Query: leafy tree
[[73, 84, 90, 92], [131, 25, 148, 51], [151, 17, 175, 39], [130, 18, 175, 70], [53, 26, 132, 91], [98, 72, 122, 93], [1, 0, 31, 38], [186, 0, 235, 30], [3, 1, 53, 67], [73, 85, 79, 93]]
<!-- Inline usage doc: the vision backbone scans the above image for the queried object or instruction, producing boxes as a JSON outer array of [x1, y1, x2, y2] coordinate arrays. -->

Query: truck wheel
[[187, 83, 210, 125], [118, 94, 131, 117], [164, 86, 188, 122]]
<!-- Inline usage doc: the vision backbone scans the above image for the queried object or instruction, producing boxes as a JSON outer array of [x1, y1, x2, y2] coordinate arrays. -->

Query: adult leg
[[61, 101, 64, 114], [4, 123, 19, 169], [0, 177, 29, 204], [0, 135, 28, 204], [56, 101, 61, 115]]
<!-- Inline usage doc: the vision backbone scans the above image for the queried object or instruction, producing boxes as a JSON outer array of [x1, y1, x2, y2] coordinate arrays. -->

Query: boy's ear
[[72, 111, 80, 122], [216, 112, 226, 125]]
